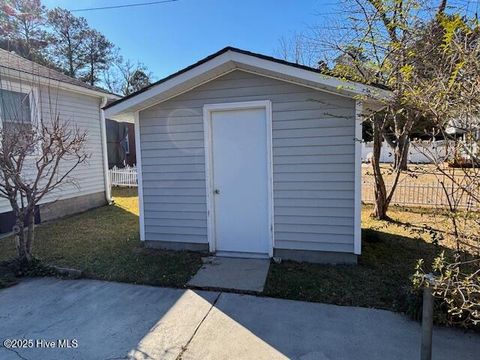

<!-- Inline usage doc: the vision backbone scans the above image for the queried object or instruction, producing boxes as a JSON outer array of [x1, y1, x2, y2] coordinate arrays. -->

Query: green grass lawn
[[0, 188, 203, 288], [0, 189, 465, 319]]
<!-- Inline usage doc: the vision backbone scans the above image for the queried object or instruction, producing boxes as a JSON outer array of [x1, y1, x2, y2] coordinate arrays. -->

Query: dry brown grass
[[362, 164, 479, 209], [266, 204, 478, 316], [362, 163, 472, 186]]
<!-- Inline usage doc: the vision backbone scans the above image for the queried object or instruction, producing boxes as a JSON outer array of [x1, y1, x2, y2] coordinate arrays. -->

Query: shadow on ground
[[0, 200, 202, 289], [1, 278, 478, 360], [264, 228, 453, 314]]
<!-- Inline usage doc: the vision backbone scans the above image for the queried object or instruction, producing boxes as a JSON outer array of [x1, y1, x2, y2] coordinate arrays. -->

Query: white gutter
[[100, 97, 112, 204]]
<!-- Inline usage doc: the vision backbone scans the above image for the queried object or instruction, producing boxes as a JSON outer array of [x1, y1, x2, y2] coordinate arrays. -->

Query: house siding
[[139, 70, 356, 253], [0, 81, 106, 215]]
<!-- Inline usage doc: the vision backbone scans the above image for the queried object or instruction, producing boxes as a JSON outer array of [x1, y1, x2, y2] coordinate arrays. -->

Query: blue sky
[[42, 0, 339, 80]]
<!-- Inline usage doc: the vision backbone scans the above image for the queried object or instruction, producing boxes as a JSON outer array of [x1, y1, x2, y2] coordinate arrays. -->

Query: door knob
[[214, 189, 220, 195]]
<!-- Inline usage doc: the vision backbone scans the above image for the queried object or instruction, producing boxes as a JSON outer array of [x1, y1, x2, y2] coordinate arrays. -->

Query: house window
[[0, 89, 33, 131], [0, 89, 34, 149]]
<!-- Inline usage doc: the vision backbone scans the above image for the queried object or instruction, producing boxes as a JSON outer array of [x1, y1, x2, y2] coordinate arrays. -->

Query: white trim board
[[354, 100, 363, 255], [134, 111, 146, 241], [100, 97, 111, 203], [203, 100, 274, 257]]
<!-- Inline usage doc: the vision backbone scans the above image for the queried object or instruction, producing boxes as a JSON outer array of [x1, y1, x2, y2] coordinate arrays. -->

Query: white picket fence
[[109, 165, 138, 187], [362, 181, 479, 209]]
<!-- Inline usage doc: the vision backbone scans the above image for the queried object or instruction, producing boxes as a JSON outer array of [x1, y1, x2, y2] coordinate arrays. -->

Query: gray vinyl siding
[[139, 70, 356, 252], [0, 80, 106, 214]]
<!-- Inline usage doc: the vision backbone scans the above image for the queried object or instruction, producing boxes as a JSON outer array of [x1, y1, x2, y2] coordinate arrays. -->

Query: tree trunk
[[89, 59, 95, 86], [371, 118, 390, 220], [13, 217, 31, 263], [394, 138, 410, 171], [14, 236, 27, 261], [25, 209, 35, 260]]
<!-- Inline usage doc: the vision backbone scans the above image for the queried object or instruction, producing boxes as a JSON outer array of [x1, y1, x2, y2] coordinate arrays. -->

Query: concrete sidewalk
[[188, 256, 271, 292], [0, 278, 478, 360]]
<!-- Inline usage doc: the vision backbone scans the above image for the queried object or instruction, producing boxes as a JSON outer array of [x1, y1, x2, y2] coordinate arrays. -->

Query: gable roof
[[105, 47, 390, 120], [0, 48, 118, 99]]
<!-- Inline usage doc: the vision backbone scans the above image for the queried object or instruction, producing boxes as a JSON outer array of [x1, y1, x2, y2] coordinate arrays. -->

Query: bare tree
[[276, 32, 314, 66], [0, 69, 89, 264], [308, 0, 464, 219], [411, 14, 480, 328], [414, 130, 480, 327], [274, 1, 458, 219], [103, 53, 152, 96]]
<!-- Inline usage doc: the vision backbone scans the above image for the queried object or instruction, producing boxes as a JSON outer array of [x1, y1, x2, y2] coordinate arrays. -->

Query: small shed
[[106, 119, 136, 168], [105, 47, 387, 263]]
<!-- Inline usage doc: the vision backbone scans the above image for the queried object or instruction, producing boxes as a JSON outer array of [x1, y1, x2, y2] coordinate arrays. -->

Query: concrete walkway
[[188, 256, 271, 292], [0, 278, 478, 360]]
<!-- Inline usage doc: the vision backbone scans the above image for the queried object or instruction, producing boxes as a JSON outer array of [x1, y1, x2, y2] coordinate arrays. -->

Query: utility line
[[71, 0, 179, 13]]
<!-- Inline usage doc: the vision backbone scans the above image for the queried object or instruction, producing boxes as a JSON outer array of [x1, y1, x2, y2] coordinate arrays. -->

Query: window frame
[[0, 80, 40, 155], [0, 80, 39, 129]]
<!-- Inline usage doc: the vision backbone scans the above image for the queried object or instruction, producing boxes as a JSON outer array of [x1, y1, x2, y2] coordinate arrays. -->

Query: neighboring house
[[446, 117, 480, 162], [445, 116, 480, 138], [106, 119, 136, 168], [105, 47, 387, 263], [0, 49, 119, 234]]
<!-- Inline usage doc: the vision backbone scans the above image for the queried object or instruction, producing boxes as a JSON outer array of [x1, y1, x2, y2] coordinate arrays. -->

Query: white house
[[105, 47, 387, 263], [0, 49, 119, 234]]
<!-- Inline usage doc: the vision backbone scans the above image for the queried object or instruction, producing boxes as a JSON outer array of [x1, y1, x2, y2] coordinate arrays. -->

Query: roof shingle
[[0, 48, 116, 96]]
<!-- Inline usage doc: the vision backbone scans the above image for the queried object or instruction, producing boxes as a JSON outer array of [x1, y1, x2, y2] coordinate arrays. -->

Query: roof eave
[[105, 48, 390, 118], [0, 66, 119, 100]]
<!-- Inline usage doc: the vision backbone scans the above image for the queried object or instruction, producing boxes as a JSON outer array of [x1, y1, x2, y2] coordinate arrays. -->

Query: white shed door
[[211, 108, 270, 256]]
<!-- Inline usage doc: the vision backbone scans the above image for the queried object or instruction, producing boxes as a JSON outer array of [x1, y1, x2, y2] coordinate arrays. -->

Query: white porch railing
[[109, 165, 138, 187]]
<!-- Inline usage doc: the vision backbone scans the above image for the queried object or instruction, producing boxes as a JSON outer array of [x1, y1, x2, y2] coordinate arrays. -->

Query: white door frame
[[203, 100, 274, 257]]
